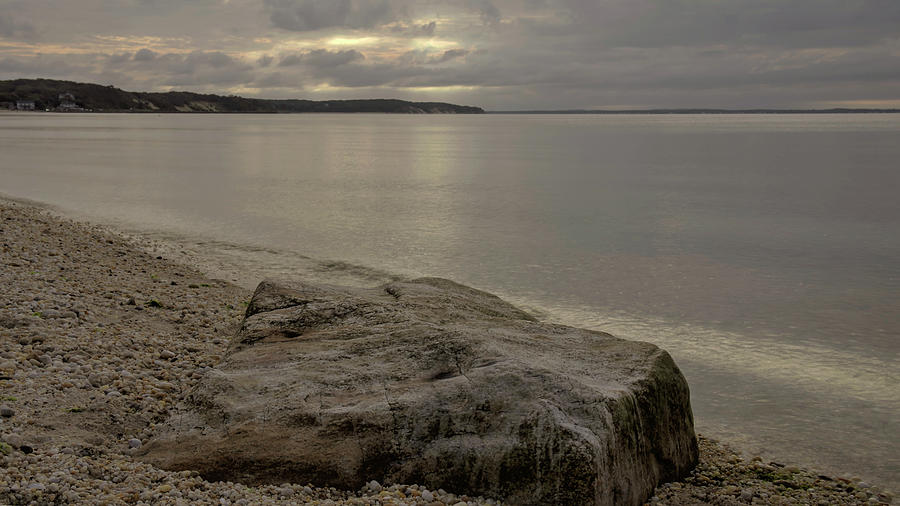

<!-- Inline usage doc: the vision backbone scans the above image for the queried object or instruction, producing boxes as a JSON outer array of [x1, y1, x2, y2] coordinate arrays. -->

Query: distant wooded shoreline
[[0, 78, 484, 114]]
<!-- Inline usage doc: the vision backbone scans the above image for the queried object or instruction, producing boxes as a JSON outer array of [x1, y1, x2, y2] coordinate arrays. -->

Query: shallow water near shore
[[1, 112, 898, 489]]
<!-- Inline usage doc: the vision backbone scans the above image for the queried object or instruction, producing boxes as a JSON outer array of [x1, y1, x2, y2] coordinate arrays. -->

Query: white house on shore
[[58, 92, 81, 111], [16, 100, 36, 111]]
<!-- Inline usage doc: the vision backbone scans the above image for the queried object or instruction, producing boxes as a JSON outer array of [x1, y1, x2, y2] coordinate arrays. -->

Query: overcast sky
[[1, 0, 898, 110]]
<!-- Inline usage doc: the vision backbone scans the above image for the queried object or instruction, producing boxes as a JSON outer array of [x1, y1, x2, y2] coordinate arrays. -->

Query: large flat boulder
[[138, 278, 698, 505]]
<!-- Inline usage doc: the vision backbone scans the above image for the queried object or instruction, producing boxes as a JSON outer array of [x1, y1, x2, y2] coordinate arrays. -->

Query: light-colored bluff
[[139, 277, 699, 505]]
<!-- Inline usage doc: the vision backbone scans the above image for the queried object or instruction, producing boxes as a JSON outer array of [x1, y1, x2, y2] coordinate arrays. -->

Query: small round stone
[[4, 434, 24, 447]]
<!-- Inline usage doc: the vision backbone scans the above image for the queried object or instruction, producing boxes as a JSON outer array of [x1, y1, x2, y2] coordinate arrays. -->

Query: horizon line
[[487, 108, 900, 114]]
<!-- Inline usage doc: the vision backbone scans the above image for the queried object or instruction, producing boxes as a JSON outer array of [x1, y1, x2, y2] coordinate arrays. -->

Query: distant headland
[[0, 78, 485, 114]]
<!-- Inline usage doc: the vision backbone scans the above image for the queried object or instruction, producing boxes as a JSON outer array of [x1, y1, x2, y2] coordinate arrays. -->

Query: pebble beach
[[0, 199, 893, 505]]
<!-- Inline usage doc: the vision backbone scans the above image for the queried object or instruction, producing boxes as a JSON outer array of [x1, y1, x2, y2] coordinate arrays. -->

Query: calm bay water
[[1, 112, 898, 488]]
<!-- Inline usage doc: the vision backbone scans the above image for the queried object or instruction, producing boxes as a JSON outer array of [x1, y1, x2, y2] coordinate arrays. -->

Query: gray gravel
[[651, 436, 893, 505], [0, 201, 497, 505], [0, 199, 893, 505]]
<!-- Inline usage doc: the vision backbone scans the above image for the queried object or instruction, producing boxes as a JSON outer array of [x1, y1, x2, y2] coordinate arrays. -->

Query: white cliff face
[[140, 277, 699, 506]]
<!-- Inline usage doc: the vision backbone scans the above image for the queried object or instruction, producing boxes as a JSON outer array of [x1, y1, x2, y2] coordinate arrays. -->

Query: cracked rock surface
[[138, 278, 699, 505], [0, 201, 495, 505]]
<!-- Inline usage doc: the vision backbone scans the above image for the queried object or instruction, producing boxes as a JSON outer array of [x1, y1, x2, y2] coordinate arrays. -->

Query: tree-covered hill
[[0, 79, 484, 114]]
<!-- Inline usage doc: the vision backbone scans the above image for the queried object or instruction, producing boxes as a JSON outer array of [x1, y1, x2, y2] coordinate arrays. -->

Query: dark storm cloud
[[254, 71, 301, 88], [307, 61, 425, 87], [102, 50, 255, 87], [560, 0, 900, 49], [263, 0, 404, 31], [278, 49, 364, 67], [0, 13, 36, 39], [401, 48, 470, 65], [181, 51, 239, 69], [415, 20, 436, 36], [0, 54, 86, 76], [435, 49, 469, 63], [388, 20, 436, 37], [133, 48, 157, 61], [107, 52, 132, 65], [467, 0, 501, 24]]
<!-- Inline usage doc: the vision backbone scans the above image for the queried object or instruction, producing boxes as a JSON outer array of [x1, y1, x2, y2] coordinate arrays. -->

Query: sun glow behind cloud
[[327, 36, 381, 46], [410, 38, 459, 50]]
